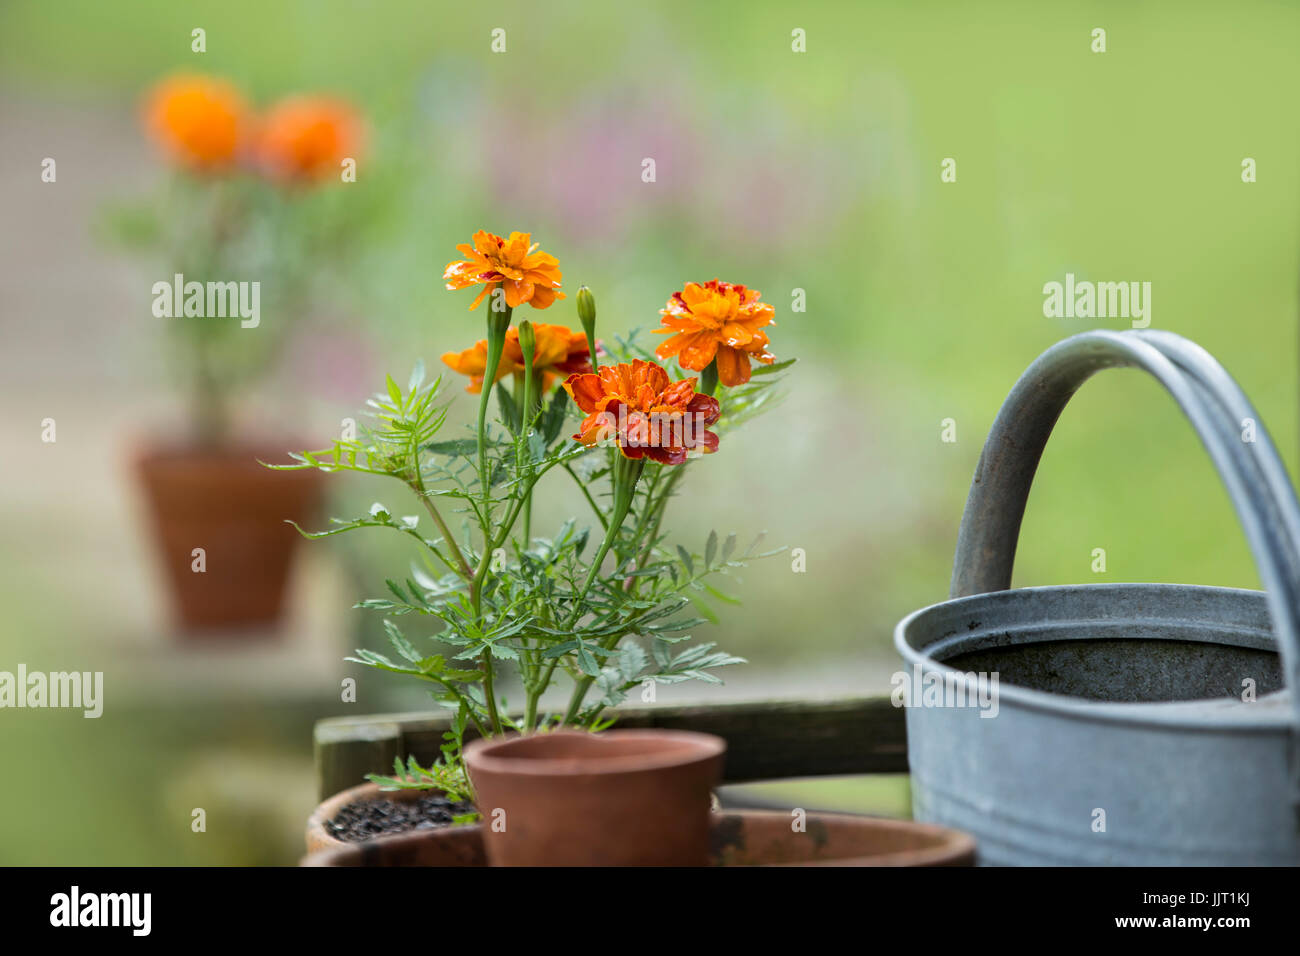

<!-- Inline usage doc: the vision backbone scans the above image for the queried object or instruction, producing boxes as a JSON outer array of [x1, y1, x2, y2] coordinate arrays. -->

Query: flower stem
[[700, 357, 719, 396], [638, 464, 686, 572], [561, 628, 627, 726], [563, 454, 642, 629], [564, 463, 608, 531], [190, 329, 227, 446], [481, 649, 502, 736], [522, 489, 532, 544], [476, 300, 511, 522], [530, 454, 641, 725], [517, 329, 535, 545], [471, 294, 511, 735], [557, 454, 643, 725], [412, 471, 473, 580], [523, 686, 541, 732]]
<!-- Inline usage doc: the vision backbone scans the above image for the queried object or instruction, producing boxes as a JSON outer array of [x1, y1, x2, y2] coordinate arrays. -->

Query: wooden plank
[[314, 696, 907, 800], [314, 718, 404, 803]]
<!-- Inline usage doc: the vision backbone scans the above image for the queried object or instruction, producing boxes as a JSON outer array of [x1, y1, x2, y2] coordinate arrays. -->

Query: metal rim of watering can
[[896, 329, 1300, 738], [895, 582, 1289, 732]]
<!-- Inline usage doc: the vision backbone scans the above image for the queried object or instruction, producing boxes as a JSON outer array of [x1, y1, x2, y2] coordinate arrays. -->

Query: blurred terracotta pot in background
[[134, 444, 322, 634], [464, 729, 725, 866]]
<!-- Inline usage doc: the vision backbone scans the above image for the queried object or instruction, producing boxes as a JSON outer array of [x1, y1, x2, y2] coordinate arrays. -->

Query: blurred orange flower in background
[[562, 359, 720, 465], [144, 74, 247, 171], [444, 231, 565, 311], [442, 324, 593, 393], [256, 95, 363, 183], [655, 279, 776, 386]]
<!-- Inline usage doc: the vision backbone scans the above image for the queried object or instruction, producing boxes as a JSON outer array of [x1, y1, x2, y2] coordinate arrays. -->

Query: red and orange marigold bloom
[[655, 279, 776, 387], [562, 360, 720, 466], [256, 95, 363, 183], [144, 74, 247, 172], [444, 231, 565, 311], [442, 324, 593, 393]]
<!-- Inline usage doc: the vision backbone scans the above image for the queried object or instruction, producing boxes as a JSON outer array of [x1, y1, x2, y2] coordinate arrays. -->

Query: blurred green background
[[1, 0, 1297, 863]]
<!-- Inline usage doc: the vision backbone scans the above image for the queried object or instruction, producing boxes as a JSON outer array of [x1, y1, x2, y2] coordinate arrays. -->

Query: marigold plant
[[564, 359, 720, 465], [443, 230, 565, 311], [656, 279, 777, 388], [272, 232, 792, 802], [144, 74, 247, 171], [117, 72, 367, 445], [256, 95, 363, 183]]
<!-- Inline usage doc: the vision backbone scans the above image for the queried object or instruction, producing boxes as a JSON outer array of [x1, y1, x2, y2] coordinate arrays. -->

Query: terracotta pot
[[303, 821, 487, 867], [300, 809, 976, 867], [305, 781, 480, 854], [134, 443, 323, 633], [709, 810, 976, 866], [463, 729, 725, 867]]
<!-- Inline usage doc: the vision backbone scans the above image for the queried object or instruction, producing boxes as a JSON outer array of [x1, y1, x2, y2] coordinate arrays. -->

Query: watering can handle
[[949, 329, 1300, 738]]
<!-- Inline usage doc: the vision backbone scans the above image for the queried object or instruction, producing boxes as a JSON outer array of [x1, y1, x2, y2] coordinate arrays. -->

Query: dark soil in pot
[[325, 792, 477, 843], [306, 782, 478, 854]]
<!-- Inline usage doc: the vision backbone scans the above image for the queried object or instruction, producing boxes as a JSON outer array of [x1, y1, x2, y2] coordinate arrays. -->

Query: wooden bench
[[314, 695, 906, 800]]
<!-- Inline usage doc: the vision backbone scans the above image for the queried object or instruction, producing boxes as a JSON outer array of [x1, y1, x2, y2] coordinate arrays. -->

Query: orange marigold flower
[[562, 360, 720, 466], [444, 231, 565, 311], [144, 74, 247, 171], [655, 279, 776, 387], [442, 324, 593, 394], [256, 95, 363, 184]]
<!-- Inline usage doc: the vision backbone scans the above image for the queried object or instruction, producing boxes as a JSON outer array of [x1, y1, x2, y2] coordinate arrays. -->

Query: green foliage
[[100, 156, 373, 445], [273, 320, 789, 786], [365, 701, 475, 806]]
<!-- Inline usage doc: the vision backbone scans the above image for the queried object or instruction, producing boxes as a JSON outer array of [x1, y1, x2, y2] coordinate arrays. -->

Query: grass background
[[0, 0, 1296, 863]]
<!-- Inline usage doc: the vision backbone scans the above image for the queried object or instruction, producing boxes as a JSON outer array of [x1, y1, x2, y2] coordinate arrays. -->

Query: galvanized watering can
[[895, 329, 1300, 865]]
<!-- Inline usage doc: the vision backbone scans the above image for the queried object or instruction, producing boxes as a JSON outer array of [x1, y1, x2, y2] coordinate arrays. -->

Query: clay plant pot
[[305, 781, 480, 854], [300, 809, 976, 867], [463, 729, 725, 867], [134, 443, 323, 633]]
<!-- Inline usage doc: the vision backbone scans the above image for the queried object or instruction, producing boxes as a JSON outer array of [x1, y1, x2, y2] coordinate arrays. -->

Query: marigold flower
[[444, 231, 565, 311], [144, 74, 247, 171], [655, 279, 776, 386], [562, 360, 720, 466], [442, 324, 593, 393], [256, 95, 362, 183]]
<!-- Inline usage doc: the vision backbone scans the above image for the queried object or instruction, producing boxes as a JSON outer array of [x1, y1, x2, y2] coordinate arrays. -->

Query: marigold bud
[[576, 286, 597, 371], [577, 286, 596, 329], [517, 319, 536, 367]]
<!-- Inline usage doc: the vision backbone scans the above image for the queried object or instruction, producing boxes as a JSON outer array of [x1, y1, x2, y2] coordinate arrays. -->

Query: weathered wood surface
[[315, 695, 908, 800]]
